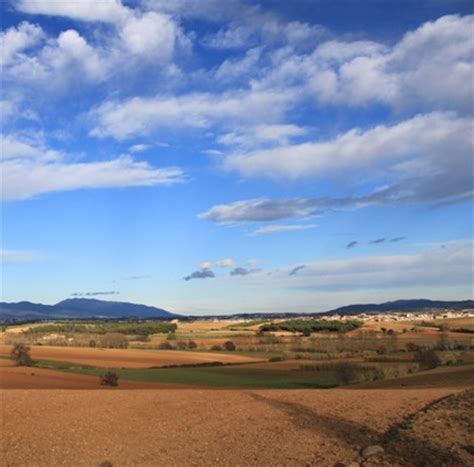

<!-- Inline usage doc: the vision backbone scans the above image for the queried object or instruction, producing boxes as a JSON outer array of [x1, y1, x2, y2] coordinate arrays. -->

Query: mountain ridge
[[0, 298, 472, 321], [0, 298, 180, 320]]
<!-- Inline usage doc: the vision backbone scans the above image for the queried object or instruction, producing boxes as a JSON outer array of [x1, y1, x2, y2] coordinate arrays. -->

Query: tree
[[100, 371, 119, 387], [415, 348, 441, 370], [335, 362, 358, 385], [223, 341, 236, 351], [11, 343, 33, 366]]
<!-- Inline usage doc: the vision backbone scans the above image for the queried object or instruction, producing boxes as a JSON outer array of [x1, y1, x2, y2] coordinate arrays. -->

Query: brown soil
[[0, 387, 464, 466], [0, 366, 191, 390], [0, 345, 262, 368]]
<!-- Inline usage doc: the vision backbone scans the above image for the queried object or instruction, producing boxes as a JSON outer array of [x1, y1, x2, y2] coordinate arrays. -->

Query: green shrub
[[223, 341, 236, 351], [415, 348, 441, 370], [11, 343, 33, 366], [261, 319, 362, 334], [158, 341, 173, 350]]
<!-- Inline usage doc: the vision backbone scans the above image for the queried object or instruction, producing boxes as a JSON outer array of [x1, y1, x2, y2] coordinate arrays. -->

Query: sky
[[1, 0, 473, 315]]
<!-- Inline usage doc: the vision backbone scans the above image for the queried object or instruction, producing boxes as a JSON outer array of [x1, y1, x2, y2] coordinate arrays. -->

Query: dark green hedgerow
[[25, 321, 177, 336], [260, 319, 363, 334]]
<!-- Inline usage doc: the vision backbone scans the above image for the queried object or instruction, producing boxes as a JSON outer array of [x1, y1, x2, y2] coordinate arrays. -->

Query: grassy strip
[[32, 357, 338, 389]]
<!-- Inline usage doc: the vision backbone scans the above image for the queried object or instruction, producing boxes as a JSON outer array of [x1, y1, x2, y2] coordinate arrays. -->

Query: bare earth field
[[0, 366, 190, 390], [1, 387, 469, 467], [0, 344, 262, 368]]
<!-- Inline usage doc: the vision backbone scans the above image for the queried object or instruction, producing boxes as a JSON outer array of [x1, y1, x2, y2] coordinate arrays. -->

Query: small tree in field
[[415, 348, 440, 370], [100, 371, 119, 387], [11, 343, 33, 366], [223, 341, 236, 351], [335, 362, 358, 385]]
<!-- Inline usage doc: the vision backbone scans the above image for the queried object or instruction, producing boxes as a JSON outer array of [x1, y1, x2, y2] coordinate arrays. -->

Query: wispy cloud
[[252, 224, 316, 236], [289, 265, 306, 276], [230, 267, 261, 276], [370, 238, 385, 244], [0, 249, 44, 263], [71, 291, 119, 297], [184, 269, 215, 281], [346, 241, 358, 249]]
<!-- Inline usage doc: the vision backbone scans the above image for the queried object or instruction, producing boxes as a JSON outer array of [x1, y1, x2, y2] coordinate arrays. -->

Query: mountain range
[[1, 298, 471, 321], [0, 298, 180, 320]]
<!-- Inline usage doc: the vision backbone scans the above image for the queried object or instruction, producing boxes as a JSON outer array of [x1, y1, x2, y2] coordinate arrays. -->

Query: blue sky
[[1, 0, 472, 314]]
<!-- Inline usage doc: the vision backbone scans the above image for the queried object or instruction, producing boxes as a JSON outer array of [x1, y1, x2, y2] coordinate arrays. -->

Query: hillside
[[0, 298, 179, 320], [323, 299, 474, 316]]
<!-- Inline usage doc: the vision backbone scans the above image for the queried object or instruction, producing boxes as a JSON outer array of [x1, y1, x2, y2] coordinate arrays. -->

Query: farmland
[[1, 313, 473, 466]]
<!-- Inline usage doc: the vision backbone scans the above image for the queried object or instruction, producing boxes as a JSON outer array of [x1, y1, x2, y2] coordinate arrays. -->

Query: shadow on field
[[247, 392, 465, 466]]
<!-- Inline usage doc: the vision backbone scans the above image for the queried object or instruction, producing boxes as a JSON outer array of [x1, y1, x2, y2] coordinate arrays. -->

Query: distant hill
[[0, 298, 180, 320], [322, 299, 474, 316]]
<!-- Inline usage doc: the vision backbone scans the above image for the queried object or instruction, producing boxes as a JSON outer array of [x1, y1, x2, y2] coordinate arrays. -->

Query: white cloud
[[1, 134, 184, 201], [198, 261, 213, 270], [224, 112, 472, 206], [90, 88, 298, 140], [0, 21, 44, 65], [252, 224, 317, 235], [217, 124, 306, 147], [261, 15, 473, 112], [258, 240, 473, 291], [119, 11, 186, 62], [199, 198, 321, 223], [1, 249, 43, 263], [215, 258, 235, 267], [128, 144, 152, 153], [16, 0, 130, 23], [247, 258, 258, 266]]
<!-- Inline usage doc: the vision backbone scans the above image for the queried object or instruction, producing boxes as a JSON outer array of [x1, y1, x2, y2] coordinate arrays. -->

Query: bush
[[158, 341, 173, 350], [176, 340, 188, 350], [187, 340, 198, 349], [211, 345, 222, 351], [223, 341, 236, 351], [415, 348, 441, 370], [335, 362, 358, 385], [11, 343, 33, 366], [166, 333, 177, 340], [100, 371, 119, 387], [405, 342, 420, 352], [268, 356, 284, 362]]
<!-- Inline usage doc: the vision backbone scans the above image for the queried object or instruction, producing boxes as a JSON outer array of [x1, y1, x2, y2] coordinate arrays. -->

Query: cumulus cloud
[[0, 21, 45, 66], [346, 241, 358, 249], [288, 265, 306, 276], [16, 0, 130, 23], [5, 2, 189, 94], [252, 224, 316, 235], [1, 134, 184, 201], [230, 267, 261, 276], [184, 269, 215, 281]]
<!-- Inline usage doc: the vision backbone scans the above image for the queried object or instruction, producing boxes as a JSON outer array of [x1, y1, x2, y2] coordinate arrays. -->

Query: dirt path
[[0, 387, 463, 466]]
